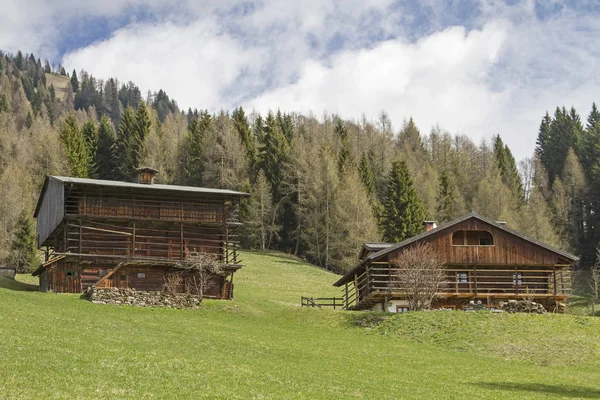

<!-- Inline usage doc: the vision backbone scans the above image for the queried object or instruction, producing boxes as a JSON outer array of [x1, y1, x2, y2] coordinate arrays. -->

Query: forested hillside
[[0, 50, 598, 273]]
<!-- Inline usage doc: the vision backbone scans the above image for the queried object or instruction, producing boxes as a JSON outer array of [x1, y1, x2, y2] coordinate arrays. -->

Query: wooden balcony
[[341, 263, 571, 310]]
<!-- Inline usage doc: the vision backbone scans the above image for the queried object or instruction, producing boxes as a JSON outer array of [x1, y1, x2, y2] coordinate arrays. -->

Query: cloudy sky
[[2, 0, 600, 160]]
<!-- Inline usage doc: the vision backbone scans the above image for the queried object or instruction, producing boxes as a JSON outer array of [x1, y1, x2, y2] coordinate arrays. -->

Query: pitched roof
[[358, 243, 394, 259], [333, 212, 579, 287], [34, 175, 249, 217]]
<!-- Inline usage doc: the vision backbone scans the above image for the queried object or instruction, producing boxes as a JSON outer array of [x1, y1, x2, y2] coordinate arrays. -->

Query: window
[[98, 269, 107, 276], [120, 274, 126, 281], [66, 270, 75, 277], [396, 306, 410, 313], [512, 273, 522, 286], [457, 272, 468, 283], [137, 272, 145, 279], [452, 230, 494, 246]]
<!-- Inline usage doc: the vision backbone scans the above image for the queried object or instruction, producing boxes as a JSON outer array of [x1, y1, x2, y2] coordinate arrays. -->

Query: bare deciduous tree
[[589, 248, 600, 316], [390, 242, 447, 311], [177, 250, 226, 300]]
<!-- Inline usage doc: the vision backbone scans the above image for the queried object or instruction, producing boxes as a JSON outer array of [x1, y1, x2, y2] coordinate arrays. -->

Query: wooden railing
[[342, 263, 572, 309], [301, 296, 345, 309]]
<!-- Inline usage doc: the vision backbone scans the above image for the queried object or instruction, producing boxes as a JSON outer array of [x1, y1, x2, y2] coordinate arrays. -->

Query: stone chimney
[[423, 221, 437, 231], [135, 167, 159, 185]]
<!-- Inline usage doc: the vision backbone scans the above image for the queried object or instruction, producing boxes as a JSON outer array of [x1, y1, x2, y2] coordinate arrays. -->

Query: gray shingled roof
[[333, 212, 579, 287], [49, 176, 250, 196]]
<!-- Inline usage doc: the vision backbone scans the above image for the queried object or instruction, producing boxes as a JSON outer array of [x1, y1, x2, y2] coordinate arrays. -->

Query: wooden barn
[[32, 168, 248, 298], [334, 212, 578, 312]]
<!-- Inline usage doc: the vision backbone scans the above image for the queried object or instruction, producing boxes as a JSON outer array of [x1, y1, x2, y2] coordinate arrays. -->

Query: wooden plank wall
[[45, 260, 226, 296], [64, 219, 231, 261], [36, 179, 64, 247], [388, 219, 564, 266]]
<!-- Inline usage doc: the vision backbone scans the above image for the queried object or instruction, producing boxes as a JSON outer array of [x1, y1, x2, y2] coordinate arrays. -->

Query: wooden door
[[65, 270, 80, 293]]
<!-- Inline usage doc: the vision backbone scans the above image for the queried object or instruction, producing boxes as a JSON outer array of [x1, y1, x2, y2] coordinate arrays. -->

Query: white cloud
[[5, 0, 600, 160], [247, 22, 511, 147], [63, 19, 265, 110]]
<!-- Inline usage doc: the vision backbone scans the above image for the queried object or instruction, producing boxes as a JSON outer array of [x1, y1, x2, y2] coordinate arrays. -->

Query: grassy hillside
[[1, 251, 599, 399], [45, 73, 71, 101]]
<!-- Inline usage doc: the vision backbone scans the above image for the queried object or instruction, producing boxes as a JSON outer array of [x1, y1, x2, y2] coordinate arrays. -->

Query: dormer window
[[452, 230, 494, 246]]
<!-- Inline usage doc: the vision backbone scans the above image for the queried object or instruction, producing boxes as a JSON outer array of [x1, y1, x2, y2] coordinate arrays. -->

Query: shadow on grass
[[474, 382, 600, 398], [0, 277, 39, 292]]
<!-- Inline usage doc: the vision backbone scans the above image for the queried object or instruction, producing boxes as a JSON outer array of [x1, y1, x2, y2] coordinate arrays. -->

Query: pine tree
[[25, 111, 33, 129], [60, 113, 91, 177], [8, 210, 39, 273], [380, 160, 427, 242], [81, 121, 99, 176], [232, 107, 257, 177], [0, 94, 8, 113], [436, 172, 455, 223], [259, 111, 289, 201], [113, 106, 138, 180], [44, 60, 51, 73], [96, 116, 116, 179], [335, 118, 353, 173], [493, 134, 524, 203], [135, 101, 151, 166], [185, 110, 211, 186], [71, 69, 79, 93], [358, 152, 375, 197]]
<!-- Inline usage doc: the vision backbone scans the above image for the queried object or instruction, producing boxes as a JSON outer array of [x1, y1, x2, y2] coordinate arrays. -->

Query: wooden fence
[[301, 296, 345, 309]]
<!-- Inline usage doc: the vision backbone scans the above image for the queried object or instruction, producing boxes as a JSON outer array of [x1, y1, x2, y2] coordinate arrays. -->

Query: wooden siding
[[36, 179, 64, 247], [64, 219, 228, 261], [66, 186, 235, 224], [387, 219, 567, 266], [42, 260, 227, 297]]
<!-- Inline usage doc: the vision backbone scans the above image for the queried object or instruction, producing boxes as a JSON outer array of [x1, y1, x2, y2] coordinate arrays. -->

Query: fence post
[[345, 283, 349, 309]]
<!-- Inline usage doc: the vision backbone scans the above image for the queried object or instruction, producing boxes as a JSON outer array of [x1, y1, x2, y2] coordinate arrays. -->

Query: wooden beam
[[94, 262, 125, 288]]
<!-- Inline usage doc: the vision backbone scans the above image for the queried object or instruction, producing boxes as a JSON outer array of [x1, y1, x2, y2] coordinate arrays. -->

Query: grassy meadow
[[1, 251, 600, 399]]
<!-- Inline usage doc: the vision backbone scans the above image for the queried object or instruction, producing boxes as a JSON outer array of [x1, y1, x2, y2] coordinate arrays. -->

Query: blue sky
[[2, 0, 600, 160]]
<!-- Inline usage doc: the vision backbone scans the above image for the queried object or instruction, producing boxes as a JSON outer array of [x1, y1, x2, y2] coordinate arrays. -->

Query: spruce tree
[[259, 111, 289, 201], [436, 171, 455, 223], [8, 210, 39, 273], [113, 106, 138, 180], [335, 118, 353, 173], [493, 135, 524, 203], [44, 60, 51, 73], [60, 113, 91, 177], [70, 69, 79, 93], [135, 101, 151, 167], [232, 106, 257, 177], [185, 110, 211, 186], [358, 152, 376, 197], [380, 160, 427, 242], [81, 121, 99, 176], [96, 116, 116, 179]]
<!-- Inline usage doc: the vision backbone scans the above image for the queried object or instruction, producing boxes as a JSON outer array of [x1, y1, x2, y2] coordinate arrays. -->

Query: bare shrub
[[390, 242, 447, 311], [177, 250, 226, 300], [163, 273, 183, 294]]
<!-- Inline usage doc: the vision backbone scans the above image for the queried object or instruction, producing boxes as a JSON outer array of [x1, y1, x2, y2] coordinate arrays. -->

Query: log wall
[[43, 259, 227, 297], [389, 219, 569, 266]]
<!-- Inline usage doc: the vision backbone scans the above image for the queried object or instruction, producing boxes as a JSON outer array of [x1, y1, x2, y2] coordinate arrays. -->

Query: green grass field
[[1, 251, 600, 399]]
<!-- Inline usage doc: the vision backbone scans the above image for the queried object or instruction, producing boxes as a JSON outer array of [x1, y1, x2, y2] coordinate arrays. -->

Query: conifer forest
[[1, 50, 599, 274]]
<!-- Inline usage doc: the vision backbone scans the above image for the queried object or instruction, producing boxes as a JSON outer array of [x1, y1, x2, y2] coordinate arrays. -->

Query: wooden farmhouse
[[32, 168, 248, 298], [334, 212, 578, 312]]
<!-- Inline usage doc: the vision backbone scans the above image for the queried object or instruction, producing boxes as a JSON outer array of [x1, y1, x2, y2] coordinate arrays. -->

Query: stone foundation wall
[[82, 287, 202, 308]]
